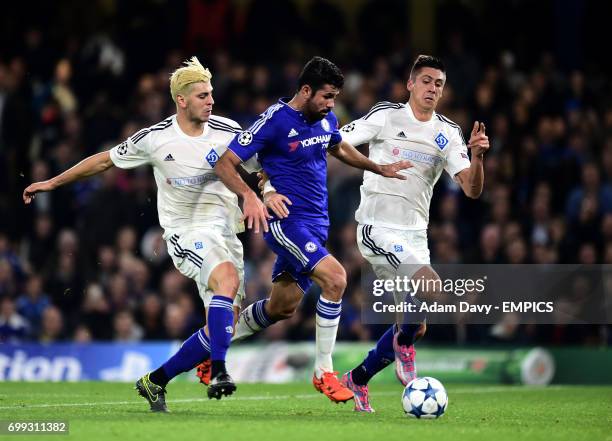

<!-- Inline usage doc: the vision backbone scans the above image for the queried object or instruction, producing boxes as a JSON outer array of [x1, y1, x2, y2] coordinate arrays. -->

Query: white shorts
[[357, 223, 430, 280], [358, 223, 431, 314], [165, 225, 244, 308]]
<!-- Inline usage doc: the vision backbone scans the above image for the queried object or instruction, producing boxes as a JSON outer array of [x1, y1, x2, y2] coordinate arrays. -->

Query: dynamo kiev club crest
[[238, 131, 253, 146], [206, 149, 219, 167], [435, 133, 448, 149]]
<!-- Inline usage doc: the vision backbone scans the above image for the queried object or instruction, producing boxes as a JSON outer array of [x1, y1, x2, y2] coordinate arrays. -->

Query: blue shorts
[[264, 220, 329, 293]]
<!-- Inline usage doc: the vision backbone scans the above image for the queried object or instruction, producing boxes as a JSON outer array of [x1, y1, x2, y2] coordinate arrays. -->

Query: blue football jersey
[[227, 99, 342, 226]]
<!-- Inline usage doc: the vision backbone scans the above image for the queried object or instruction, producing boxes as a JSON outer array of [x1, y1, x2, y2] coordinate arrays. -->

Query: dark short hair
[[298, 56, 344, 92], [409, 55, 446, 79]]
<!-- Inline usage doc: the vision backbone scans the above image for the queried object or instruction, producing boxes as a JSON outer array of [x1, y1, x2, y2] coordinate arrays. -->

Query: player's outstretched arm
[[328, 140, 412, 179], [214, 151, 271, 233], [455, 121, 489, 199], [23, 151, 114, 204]]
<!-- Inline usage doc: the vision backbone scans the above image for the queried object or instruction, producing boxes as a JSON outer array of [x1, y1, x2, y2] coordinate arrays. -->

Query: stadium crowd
[[0, 0, 610, 346]]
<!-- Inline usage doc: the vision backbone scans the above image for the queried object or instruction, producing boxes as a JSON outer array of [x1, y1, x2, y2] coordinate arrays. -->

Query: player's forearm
[[50, 151, 114, 189], [214, 153, 257, 199], [330, 141, 379, 173], [464, 157, 484, 199]]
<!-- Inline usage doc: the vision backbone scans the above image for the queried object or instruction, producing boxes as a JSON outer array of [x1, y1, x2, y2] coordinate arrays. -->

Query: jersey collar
[[172, 114, 210, 139], [278, 97, 312, 124], [405, 102, 435, 125]]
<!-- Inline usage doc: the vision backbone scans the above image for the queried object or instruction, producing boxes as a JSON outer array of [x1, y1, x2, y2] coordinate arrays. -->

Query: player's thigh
[[224, 232, 246, 308], [358, 224, 430, 279], [166, 231, 210, 282], [266, 220, 329, 275], [167, 228, 243, 308]]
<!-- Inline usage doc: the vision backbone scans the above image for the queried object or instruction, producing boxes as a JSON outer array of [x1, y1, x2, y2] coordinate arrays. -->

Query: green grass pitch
[[1, 382, 611, 441]]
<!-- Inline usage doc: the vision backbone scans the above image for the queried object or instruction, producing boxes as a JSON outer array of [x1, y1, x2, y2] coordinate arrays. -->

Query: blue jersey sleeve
[[328, 112, 342, 148], [227, 105, 281, 162]]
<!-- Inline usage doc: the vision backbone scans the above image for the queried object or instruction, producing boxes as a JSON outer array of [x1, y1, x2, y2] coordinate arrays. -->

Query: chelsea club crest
[[305, 241, 318, 253], [321, 119, 330, 132]]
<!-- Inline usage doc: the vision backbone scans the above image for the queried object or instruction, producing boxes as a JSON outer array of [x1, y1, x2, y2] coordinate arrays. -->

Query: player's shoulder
[[262, 102, 285, 122], [317, 111, 339, 134], [245, 102, 285, 135], [208, 114, 241, 133], [130, 116, 174, 144], [362, 101, 406, 121], [324, 110, 339, 126], [434, 112, 461, 130], [434, 112, 466, 145]]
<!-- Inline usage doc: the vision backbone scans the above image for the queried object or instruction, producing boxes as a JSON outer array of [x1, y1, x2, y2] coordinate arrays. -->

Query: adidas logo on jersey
[[396, 131, 407, 138], [164, 154, 175, 161], [288, 128, 299, 137]]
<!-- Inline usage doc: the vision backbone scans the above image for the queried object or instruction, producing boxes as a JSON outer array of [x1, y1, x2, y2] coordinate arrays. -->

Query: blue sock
[[252, 299, 273, 328], [233, 298, 275, 342], [157, 328, 210, 384], [351, 325, 395, 385], [208, 295, 234, 362]]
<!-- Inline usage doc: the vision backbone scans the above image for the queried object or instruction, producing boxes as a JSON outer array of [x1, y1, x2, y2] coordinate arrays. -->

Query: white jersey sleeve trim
[[340, 102, 402, 146]]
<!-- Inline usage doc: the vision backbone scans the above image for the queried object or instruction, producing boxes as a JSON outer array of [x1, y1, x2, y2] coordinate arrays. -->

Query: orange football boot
[[312, 371, 354, 403], [196, 359, 212, 386]]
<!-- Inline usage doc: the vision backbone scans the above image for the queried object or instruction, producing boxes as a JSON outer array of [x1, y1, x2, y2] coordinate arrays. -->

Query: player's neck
[[176, 112, 205, 137], [287, 96, 305, 112], [408, 100, 434, 122], [287, 96, 316, 122]]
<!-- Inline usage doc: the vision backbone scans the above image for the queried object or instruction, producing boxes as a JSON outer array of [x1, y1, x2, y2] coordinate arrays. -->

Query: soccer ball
[[402, 377, 448, 419]]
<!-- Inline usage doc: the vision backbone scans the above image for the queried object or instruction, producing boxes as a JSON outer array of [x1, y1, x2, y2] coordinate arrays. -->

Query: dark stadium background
[[1, 0, 611, 348]]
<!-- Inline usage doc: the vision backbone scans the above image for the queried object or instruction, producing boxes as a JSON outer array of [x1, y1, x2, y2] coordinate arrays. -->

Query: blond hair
[[169, 56, 212, 103]]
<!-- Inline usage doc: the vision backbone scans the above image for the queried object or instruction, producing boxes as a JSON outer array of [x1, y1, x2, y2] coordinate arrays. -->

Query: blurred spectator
[[0, 296, 29, 342], [39, 305, 64, 342], [0, 258, 17, 298], [73, 324, 92, 343], [15, 275, 50, 336], [164, 303, 189, 341], [22, 213, 55, 272], [139, 293, 167, 340], [477, 224, 503, 264], [113, 309, 143, 342], [566, 163, 612, 222], [80, 282, 112, 340]]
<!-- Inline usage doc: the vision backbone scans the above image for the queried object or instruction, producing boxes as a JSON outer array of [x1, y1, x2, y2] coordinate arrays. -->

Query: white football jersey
[[109, 114, 260, 236], [340, 102, 471, 230]]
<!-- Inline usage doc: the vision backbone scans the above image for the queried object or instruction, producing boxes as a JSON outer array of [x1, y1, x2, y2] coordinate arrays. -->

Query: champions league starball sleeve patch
[[237, 131, 253, 146]]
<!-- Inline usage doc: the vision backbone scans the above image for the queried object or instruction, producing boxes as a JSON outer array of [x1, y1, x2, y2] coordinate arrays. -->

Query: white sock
[[315, 297, 342, 378], [232, 299, 271, 342]]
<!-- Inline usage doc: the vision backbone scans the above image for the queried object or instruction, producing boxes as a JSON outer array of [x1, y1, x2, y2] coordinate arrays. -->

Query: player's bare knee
[[208, 262, 239, 298], [320, 270, 347, 301]]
